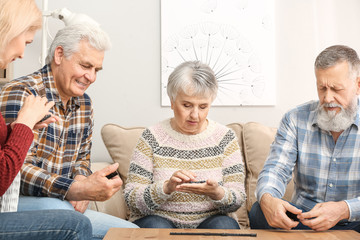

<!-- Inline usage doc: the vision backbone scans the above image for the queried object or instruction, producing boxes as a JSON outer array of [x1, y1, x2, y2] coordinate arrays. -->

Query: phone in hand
[[106, 171, 119, 179], [39, 114, 51, 123], [286, 211, 299, 221], [188, 180, 206, 184]]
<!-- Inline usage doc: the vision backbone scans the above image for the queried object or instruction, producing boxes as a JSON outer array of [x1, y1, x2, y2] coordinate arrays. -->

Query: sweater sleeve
[[0, 122, 34, 195], [212, 130, 246, 213], [124, 129, 172, 215]]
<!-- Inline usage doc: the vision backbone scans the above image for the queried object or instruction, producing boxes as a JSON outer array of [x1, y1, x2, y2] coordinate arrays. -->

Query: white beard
[[316, 98, 358, 132]]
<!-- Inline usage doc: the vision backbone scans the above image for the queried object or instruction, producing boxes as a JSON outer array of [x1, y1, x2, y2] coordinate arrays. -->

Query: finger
[[44, 100, 55, 110], [300, 215, 324, 230], [179, 169, 197, 178], [175, 172, 193, 182], [33, 122, 48, 130], [99, 163, 119, 176], [170, 176, 183, 184], [284, 203, 302, 215], [299, 206, 319, 220], [281, 216, 299, 230]]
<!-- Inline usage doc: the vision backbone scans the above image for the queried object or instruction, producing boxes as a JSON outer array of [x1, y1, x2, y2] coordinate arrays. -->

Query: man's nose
[[84, 71, 96, 82], [323, 90, 334, 103]]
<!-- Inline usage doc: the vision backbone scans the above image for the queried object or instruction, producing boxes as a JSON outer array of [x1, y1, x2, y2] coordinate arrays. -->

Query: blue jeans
[[249, 201, 360, 232], [0, 209, 92, 240], [18, 196, 138, 239], [134, 215, 240, 229]]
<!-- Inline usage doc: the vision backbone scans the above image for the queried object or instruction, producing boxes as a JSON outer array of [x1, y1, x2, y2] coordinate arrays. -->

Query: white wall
[[13, 0, 360, 162]]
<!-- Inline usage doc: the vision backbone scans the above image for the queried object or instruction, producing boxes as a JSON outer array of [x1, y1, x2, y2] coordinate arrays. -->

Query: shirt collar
[[41, 64, 81, 110]]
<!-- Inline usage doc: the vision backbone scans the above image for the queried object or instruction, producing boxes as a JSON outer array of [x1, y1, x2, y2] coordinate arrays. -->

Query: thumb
[[285, 202, 302, 214], [100, 163, 119, 176]]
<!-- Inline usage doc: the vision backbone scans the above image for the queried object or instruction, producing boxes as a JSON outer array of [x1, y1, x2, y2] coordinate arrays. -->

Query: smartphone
[[286, 211, 299, 221], [189, 180, 206, 184], [106, 171, 119, 179], [39, 114, 51, 123]]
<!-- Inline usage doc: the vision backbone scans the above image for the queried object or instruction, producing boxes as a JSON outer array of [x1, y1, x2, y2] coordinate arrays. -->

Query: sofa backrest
[[101, 122, 294, 228]]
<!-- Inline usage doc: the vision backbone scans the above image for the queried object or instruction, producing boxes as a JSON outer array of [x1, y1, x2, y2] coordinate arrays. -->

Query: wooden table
[[104, 228, 360, 239]]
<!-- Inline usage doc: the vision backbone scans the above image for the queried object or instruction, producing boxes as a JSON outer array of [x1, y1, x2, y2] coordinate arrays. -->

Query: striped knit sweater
[[124, 119, 246, 228]]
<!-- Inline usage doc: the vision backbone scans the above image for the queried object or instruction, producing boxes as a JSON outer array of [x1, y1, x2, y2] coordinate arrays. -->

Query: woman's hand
[[163, 170, 197, 195], [13, 95, 58, 130], [176, 179, 225, 200]]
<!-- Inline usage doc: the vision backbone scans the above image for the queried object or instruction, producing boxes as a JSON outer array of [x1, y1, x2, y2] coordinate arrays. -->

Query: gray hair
[[46, 24, 111, 64], [315, 45, 360, 80], [167, 61, 218, 102]]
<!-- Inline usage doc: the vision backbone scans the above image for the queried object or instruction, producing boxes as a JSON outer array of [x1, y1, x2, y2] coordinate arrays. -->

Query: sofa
[[89, 122, 294, 229]]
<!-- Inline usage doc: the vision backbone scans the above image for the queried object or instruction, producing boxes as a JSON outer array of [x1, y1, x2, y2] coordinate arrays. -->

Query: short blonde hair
[[0, 0, 42, 60]]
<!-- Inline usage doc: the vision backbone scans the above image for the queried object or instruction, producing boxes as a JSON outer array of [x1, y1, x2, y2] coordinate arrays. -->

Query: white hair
[[46, 24, 111, 64], [167, 61, 218, 102]]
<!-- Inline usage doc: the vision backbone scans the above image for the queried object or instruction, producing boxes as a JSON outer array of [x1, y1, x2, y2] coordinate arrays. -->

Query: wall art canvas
[[161, 0, 276, 106]]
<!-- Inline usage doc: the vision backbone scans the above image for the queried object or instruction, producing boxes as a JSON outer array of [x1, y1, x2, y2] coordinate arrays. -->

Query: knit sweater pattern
[[124, 119, 246, 228]]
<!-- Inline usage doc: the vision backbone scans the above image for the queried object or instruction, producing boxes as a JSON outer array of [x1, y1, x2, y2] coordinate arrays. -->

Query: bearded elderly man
[[249, 45, 360, 232]]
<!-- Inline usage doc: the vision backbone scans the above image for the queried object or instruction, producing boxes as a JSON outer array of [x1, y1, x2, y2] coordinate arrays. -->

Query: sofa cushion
[[242, 122, 294, 212], [90, 162, 127, 219], [101, 124, 145, 184], [226, 123, 248, 227]]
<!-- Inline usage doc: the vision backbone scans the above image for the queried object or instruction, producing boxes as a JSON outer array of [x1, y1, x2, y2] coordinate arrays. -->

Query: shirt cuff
[[345, 198, 360, 221]]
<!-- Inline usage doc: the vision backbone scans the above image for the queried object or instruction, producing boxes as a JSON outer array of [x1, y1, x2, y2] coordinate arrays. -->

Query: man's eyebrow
[[81, 61, 103, 71]]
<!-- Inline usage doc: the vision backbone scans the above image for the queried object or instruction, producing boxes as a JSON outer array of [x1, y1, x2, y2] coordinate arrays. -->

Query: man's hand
[[70, 200, 89, 213], [298, 201, 349, 231], [69, 175, 90, 213], [66, 163, 122, 201], [260, 193, 302, 230]]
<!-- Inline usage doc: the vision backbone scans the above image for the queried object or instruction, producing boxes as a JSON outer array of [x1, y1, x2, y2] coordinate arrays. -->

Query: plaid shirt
[[257, 100, 360, 221], [0, 65, 93, 200]]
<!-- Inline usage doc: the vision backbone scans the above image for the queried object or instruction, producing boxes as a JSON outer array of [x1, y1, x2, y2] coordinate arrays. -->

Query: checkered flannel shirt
[[0, 65, 93, 200]]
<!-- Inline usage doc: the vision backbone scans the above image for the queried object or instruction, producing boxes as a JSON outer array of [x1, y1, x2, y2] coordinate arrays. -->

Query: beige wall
[[13, 0, 360, 162]]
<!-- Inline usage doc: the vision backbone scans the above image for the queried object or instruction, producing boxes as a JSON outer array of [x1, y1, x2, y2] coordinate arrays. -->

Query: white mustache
[[321, 103, 343, 109]]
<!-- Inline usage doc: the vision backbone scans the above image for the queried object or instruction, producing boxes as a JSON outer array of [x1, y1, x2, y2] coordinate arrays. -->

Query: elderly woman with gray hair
[[124, 61, 246, 229]]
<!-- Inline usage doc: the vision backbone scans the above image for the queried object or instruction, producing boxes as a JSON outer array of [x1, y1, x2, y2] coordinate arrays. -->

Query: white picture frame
[[161, 0, 276, 106]]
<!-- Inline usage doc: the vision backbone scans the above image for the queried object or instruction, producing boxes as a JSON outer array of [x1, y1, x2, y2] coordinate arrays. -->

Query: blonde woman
[[0, 0, 92, 239]]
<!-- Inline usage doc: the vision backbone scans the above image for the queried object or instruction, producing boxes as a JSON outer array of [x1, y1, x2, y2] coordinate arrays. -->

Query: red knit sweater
[[0, 112, 33, 195]]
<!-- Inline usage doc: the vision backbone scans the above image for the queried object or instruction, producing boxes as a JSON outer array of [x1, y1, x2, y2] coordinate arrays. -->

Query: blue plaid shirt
[[257, 100, 360, 221]]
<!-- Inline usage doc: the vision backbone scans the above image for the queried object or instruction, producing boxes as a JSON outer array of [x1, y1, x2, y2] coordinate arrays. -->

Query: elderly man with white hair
[[249, 45, 360, 233], [0, 24, 138, 239]]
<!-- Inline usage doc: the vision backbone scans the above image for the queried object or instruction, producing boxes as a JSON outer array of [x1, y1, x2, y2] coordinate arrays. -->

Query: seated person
[[0, 0, 91, 239], [0, 23, 138, 239], [124, 61, 246, 229], [249, 45, 360, 232]]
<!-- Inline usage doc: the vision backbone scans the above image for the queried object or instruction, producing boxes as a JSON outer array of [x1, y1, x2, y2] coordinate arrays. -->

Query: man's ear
[[170, 100, 174, 110], [53, 46, 64, 65], [356, 76, 360, 95]]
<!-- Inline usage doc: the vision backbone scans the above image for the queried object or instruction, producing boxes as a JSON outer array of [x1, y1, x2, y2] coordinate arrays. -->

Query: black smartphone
[[106, 171, 119, 179], [39, 114, 51, 123], [286, 211, 299, 221], [189, 180, 206, 184]]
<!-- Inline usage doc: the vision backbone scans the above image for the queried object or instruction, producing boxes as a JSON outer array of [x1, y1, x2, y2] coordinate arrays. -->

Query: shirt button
[[333, 158, 336, 162], [329, 183, 333, 188]]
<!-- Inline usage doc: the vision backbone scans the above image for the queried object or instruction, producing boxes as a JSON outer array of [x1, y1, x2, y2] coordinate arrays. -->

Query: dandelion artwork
[[161, 0, 276, 106]]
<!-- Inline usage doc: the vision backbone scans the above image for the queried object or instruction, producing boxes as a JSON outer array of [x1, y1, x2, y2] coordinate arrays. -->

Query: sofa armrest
[[89, 161, 129, 219]]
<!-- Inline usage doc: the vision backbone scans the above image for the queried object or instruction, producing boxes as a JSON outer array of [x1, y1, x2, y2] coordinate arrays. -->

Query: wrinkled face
[[171, 90, 212, 135], [316, 61, 360, 114], [53, 40, 104, 104], [0, 29, 36, 69]]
